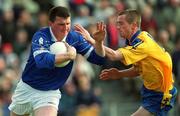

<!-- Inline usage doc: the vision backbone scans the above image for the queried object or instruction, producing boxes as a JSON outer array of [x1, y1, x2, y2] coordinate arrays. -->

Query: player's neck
[[51, 27, 66, 41], [56, 35, 65, 41], [53, 32, 65, 41], [128, 29, 139, 40]]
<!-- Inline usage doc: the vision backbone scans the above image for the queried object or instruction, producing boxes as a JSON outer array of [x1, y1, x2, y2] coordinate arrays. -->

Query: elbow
[[108, 56, 116, 61], [106, 54, 119, 61], [35, 61, 46, 68], [34, 53, 55, 69], [106, 50, 121, 61], [35, 58, 48, 68], [35, 59, 54, 69]]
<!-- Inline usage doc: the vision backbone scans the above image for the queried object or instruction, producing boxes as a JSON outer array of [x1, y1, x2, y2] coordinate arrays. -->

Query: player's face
[[116, 15, 133, 39], [50, 16, 71, 37]]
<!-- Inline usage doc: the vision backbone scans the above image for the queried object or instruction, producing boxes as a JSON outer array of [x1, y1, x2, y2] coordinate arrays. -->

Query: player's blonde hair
[[118, 9, 141, 28]]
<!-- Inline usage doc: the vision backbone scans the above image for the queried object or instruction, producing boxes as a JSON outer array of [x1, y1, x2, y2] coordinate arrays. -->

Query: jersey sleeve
[[32, 32, 55, 69], [119, 41, 148, 65]]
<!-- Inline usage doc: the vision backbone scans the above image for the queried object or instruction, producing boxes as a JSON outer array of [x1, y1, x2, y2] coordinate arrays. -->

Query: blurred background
[[0, 0, 180, 116]]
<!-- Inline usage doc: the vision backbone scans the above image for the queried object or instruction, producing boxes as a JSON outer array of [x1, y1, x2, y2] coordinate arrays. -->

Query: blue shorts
[[141, 86, 177, 116]]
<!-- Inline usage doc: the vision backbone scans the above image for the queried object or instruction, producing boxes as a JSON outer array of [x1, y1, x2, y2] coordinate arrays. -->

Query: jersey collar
[[126, 30, 141, 46]]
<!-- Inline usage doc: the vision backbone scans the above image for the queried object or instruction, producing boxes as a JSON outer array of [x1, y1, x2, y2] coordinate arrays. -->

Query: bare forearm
[[104, 46, 123, 61], [104, 46, 116, 60], [87, 36, 105, 57], [94, 42, 105, 57], [116, 67, 139, 79], [85, 36, 123, 60], [55, 53, 72, 64], [100, 67, 139, 80]]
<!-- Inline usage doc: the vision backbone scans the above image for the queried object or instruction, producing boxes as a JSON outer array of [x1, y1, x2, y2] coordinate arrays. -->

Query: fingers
[[71, 46, 76, 54], [99, 69, 111, 80], [100, 72, 109, 80], [103, 24, 106, 31], [75, 22, 106, 35], [100, 22, 104, 31], [99, 68, 119, 80], [62, 42, 76, 60], [74, 24, 85, 32], [65, 43, 72, 52], [97, 21, 106, 31], [67, 46, 77, 60], [74, 24, 81, 30], [63, 42, 70, 49], [97, 22, 100, 31], [64, 42, 75, 52], [74, 24, 91, 38], [74, 25, 81, 33]]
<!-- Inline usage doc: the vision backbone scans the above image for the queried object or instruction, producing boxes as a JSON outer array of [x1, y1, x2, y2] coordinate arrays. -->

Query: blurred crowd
[[0, 0, 180, 116]]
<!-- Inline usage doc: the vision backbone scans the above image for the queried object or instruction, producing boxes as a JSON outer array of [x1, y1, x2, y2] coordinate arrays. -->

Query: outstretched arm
[[100, 66, 140, 80], [74, 22, 124, 62], [74, 22, 105, 57]]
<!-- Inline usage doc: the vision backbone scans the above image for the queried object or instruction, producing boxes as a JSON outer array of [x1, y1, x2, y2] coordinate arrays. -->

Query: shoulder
[[138, 31, 154, 41], [33, 27, 50, 39], [132, 31, 155, 47], [32, 27, 51, 43], [130, 31, 145, 48], [35, 27, 50, 35], [67, 30, 84, 41], [68, 30, 82, 37], [131, 38, 143, 48]]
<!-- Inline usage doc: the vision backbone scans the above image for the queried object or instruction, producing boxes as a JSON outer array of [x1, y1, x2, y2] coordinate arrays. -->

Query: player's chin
[[61, 31, 69, 35]]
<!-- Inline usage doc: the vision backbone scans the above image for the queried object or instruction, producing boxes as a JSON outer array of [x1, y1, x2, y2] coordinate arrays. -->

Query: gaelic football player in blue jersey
[[75, 9, 177, 116], [9, 6, 105, 116]]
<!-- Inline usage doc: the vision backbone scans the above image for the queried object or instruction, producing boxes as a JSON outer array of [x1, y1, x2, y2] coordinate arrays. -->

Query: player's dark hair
[[49, 6, 70, 22], [118, 9, 141, 28]]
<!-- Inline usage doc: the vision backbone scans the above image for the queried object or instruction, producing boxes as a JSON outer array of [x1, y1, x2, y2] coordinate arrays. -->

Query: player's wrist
[[94, 41, 104, 49], [87, 36, 95, 45], [95, 41, 103, 45]]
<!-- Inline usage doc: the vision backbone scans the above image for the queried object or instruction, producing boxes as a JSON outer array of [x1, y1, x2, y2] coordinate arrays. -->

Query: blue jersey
[[22, 27, 105, 91]]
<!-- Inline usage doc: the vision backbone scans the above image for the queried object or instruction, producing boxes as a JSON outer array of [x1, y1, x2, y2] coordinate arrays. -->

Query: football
[[50, 42, 70, 67]]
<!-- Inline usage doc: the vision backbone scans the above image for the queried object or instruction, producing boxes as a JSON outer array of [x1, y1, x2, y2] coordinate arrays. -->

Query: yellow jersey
[[119, 31, 174, 93]]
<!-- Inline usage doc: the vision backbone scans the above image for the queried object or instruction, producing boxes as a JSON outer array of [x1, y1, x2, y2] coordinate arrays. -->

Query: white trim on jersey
[[84, 46, 93, 59], [49, 27, 57, 42], [33, 49, 50, 57]]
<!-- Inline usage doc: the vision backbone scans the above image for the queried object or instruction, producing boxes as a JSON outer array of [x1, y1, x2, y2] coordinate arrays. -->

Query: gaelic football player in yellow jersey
[[74, 9, 177, 116]]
